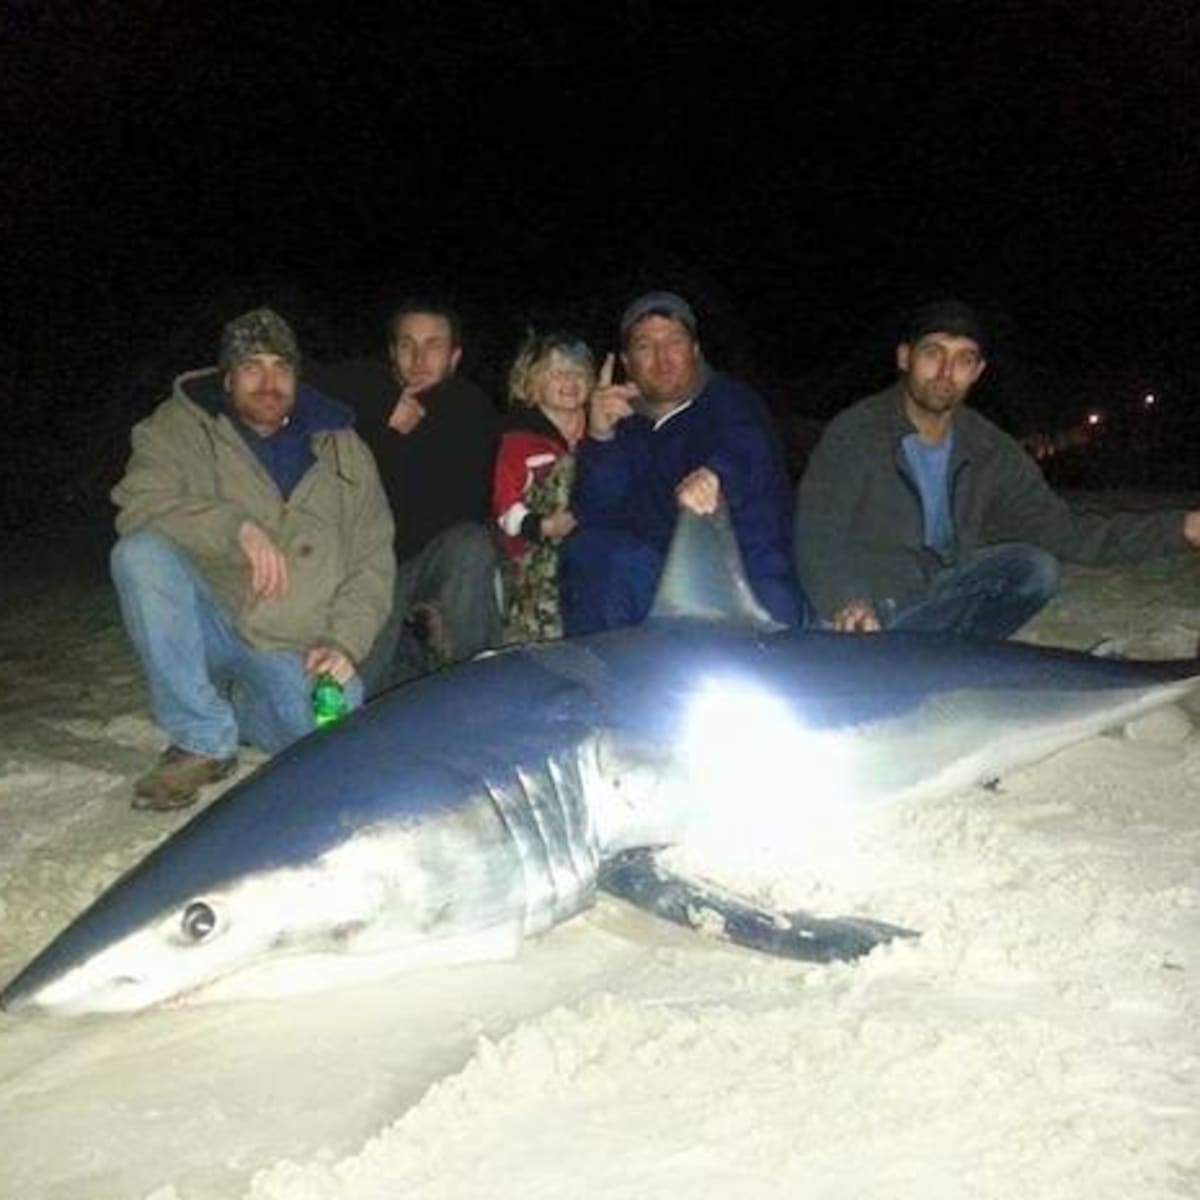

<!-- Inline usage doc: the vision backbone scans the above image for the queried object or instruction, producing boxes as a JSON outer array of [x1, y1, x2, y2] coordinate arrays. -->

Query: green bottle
[[312, 673, 349, 729]]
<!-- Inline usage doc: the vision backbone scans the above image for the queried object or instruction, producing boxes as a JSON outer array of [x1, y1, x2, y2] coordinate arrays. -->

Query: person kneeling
[[794, 298, 1200, 638], [110, 308, 394, 811]]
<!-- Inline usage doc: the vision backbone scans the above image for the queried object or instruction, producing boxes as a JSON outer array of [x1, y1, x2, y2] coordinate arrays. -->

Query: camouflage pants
[[503, 454, 574, 644]]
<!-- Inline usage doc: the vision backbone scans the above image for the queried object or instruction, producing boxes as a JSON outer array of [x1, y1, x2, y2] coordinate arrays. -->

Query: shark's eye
[[181, 901, 217, 942]]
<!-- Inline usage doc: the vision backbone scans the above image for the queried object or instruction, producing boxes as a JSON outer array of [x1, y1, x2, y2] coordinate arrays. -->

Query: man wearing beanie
[[795, 297, 1200, 637], [559, 290, 809, 633], [110, 307, 395, 810]]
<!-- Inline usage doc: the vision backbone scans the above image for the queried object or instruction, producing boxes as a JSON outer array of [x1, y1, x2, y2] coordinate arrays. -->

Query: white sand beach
[[1, 499, 1197, 1200]]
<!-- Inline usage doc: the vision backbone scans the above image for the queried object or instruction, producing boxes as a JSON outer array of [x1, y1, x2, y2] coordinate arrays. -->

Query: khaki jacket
[[112, 368, 395, 663]]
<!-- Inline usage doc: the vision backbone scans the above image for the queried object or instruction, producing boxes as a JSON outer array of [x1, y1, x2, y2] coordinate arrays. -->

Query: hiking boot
[[132, 746, 238, 812]]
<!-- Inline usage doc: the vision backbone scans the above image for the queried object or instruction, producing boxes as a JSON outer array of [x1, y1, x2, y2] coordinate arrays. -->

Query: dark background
[[3, 0, 1197, 536]]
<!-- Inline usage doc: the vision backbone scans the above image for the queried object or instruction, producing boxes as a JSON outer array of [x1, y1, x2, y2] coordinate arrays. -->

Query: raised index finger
[[598, 352, 615, 388]]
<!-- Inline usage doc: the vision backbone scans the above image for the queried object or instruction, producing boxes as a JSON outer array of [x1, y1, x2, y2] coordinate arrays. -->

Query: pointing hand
[[588, 352, 642, 441]]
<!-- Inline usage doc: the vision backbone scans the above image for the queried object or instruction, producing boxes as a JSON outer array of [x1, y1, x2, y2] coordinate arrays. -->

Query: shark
[[2, 510, 1197, 1015]]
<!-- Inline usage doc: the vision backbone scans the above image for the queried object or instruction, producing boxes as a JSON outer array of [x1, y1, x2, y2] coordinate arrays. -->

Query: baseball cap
[[619, 291, 698, 345]]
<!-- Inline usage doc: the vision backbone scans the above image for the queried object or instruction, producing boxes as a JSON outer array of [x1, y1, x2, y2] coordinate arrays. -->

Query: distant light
[[1086, 411, 1103, 427], [1143, 392, 1157, 409]]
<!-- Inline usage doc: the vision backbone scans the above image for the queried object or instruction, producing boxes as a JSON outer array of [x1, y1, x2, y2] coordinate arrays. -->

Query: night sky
[[3, 1, 1197, 530]]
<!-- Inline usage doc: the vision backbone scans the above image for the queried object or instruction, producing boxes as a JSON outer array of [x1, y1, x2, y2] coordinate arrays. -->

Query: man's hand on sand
[[305, 646, 356, 685], [675, 467, 721, 515], [833, 599, 882, 633], [1184, 510, 1200, 549], [588, 353, 642, 441], [238, 521, 289, 601]]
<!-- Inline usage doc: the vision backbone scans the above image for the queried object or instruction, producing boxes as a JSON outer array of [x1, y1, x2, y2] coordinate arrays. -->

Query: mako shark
[[3, 511, 1198, 1015]]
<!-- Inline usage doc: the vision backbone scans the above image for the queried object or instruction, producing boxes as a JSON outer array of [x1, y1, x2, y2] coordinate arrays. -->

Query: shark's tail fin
[[648, 505, 783, 632]]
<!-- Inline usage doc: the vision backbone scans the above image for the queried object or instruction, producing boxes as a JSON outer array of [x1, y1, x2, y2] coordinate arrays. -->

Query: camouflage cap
[[218, 307, 301, 373]]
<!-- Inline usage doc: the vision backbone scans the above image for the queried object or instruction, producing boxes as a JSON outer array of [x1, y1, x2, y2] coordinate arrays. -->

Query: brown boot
[[132, 746, 238, 812]]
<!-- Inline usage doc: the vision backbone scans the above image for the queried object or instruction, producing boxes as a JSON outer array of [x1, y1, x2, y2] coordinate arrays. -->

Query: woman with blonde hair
[[493, 331, 593, 642]]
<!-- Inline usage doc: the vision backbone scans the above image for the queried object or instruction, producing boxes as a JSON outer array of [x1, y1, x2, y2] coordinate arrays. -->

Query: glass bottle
[[312, 673, 349, 729]]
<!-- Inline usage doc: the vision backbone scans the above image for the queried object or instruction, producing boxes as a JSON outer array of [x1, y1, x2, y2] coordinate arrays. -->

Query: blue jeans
[[111, 530, 363, 758], [886, 543, 1061, 639]]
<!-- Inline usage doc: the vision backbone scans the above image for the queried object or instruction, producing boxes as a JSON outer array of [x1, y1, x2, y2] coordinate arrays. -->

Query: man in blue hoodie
[[560, 291, 809, 634], [110, 308, 395, 810]]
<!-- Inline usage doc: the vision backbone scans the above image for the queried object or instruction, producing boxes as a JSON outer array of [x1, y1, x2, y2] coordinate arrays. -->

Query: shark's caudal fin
[[648, 506, 783, 631]]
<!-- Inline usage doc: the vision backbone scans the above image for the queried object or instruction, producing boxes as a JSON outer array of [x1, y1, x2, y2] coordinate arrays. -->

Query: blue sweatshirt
[[573, 370, 808, 625], [230, 385, 355, 500]]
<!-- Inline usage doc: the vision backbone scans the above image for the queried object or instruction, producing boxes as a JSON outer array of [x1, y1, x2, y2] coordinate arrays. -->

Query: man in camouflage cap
[[110, 307, 395, 810], [217, 305, 302, 374]]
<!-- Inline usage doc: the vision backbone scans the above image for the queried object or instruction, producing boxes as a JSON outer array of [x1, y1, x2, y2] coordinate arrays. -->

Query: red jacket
[[493, 409, 572, 559]]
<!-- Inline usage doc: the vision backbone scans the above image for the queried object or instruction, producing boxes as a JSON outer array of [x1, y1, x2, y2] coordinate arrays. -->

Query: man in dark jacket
[[795, 298, 1200, 637], [309, 300, 501, 693], [559, 291, 809, 635]]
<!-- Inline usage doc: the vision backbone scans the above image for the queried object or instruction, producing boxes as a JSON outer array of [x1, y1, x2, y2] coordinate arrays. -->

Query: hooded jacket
[[111, 368, 395, 663], [795, 382, 1190, 621]]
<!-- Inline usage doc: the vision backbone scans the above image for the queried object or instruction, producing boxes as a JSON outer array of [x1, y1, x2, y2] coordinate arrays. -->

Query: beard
[[907, 379, 964, 417], [242, 389, 293, 431]]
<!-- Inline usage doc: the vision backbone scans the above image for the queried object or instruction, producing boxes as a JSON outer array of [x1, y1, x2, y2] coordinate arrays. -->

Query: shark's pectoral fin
[[598, 848, 918, 964]]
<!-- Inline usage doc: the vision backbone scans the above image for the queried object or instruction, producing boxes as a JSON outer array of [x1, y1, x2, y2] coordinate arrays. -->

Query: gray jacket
[[795, 383, 1188, 621]]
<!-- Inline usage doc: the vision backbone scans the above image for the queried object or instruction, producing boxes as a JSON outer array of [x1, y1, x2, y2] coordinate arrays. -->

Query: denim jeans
[[111, 530, 363, 758], [886, 543, 1061, 639], [358, 522, 502, 696]]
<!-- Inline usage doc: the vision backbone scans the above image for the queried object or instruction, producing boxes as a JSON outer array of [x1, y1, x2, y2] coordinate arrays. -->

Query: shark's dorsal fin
[[648, 506, 783, 631]]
